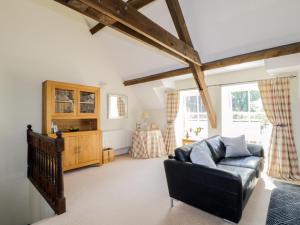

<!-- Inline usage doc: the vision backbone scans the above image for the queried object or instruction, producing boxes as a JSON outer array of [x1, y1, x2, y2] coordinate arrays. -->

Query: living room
[[1, 1, 300, 225]]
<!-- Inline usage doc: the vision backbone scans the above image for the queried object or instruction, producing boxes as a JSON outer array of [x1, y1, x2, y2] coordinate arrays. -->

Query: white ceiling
[[88, 0, 300, 80]]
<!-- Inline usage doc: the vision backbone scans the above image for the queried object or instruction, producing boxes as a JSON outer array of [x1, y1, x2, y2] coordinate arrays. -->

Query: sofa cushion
[[175, 141, 212, 163], [174, 148, 192, 162], [217, 164, 256, 200], [222, 135, 251, 158], [247, 143, 264, 157], [192, 141, 212, 157], [218, 156, 263, 177], [190, 149, 216, 168], [205, 135, 226, 162]]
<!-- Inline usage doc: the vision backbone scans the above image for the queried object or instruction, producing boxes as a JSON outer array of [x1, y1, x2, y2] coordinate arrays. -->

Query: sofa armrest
[[247, 143, 264, 157], [164, 159, 243, 223]]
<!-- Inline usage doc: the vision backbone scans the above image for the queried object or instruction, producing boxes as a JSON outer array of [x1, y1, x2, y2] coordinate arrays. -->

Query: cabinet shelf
[[55, 101, 74, 103], [80, 102, 94, 104]]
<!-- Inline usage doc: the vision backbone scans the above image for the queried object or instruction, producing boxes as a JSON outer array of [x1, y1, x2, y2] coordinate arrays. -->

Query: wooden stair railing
[[27, 125, 66, 215]]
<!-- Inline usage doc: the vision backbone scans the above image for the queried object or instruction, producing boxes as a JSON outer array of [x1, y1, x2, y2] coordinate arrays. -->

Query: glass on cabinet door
[[54, 88, 76, 115], [79, 91, 96, 114]]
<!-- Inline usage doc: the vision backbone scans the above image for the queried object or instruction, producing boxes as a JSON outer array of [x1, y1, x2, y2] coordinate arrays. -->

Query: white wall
[[171, 67, 300, 166], [0, 1, 144, 224]]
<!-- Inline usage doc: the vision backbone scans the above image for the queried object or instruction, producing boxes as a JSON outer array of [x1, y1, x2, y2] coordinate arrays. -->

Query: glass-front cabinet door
[[52, 86, 77, 116], [78, 88, 98, 116]]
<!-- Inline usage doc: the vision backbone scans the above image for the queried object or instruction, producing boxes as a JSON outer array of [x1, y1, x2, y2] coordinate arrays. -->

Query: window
[[231, 89, 266, 122], [175, 90, 208, 145], [222, 83, 271, 146]]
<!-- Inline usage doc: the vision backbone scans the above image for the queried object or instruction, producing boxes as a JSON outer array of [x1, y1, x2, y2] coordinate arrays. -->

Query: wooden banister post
[[55, 131, 66, 214], [27, 125, 33, 177], [27, 124, 33, 141]]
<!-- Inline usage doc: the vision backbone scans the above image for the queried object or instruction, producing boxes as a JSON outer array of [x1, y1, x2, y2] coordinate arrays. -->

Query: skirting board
[[115, 147, 130, 156]]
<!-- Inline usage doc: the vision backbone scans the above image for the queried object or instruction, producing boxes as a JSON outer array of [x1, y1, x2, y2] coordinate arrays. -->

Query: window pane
[[250, 90, 264, 112], [198, 96, 206, 112], [250, 90, 260, 101], [179, 90, 208, 139], [232, 112, 249, 121], [186, 96, 198, 112], [199, 113, 207, 120], [250, 113, 267, 122], [232, 91, 248, 112]]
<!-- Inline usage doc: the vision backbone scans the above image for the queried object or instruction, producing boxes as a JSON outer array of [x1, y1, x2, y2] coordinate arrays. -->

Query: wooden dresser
[[43, 80, 102, 171]]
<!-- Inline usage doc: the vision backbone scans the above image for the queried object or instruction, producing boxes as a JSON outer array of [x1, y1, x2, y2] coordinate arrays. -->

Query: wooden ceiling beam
[[123, 41, 300, 85], [123, 67, 190, 85], [55, 0, 189, 64], [75, 0, 201, 65], [165, 0, 217, 128], [202, 41, 300, 70], [111, 22, 189, 64], [123, 67, 191, 86], [90, 0, 155, 34]]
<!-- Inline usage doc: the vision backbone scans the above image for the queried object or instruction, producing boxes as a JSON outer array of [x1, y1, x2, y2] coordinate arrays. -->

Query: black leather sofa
[[164, 135, 264, 223]]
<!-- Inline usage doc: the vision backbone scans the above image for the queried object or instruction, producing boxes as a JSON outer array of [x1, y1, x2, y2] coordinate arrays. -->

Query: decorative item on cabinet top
[[43, 80, 102, 171]]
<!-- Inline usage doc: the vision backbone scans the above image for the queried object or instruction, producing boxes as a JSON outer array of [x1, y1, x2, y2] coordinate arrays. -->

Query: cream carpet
[[34, 155, 275, 225]]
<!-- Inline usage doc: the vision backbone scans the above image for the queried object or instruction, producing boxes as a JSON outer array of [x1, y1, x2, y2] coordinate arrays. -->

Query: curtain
[[164, 91, 179, 155], [117, 97, 125, 117], [258, 77, 300, 180]]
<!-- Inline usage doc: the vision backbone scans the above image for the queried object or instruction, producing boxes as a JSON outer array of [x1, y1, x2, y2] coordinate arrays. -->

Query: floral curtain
[[164, 91, 179, 155], [258, 77, 300, 180]]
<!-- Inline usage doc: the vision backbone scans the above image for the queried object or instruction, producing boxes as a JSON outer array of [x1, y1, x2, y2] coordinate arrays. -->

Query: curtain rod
[[178, 75, 297, 91]]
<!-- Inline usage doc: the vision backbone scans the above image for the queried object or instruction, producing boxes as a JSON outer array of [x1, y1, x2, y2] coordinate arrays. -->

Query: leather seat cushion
[[205, 135, 226, 163], [218, 156, 263, 177], [217, 164, 256, 200]]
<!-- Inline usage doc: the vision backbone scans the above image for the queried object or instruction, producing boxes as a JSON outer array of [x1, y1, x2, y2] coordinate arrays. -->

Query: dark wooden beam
[[202, 42, 300, 70], [123, 67, 191, 86], [90, 0, 155, 34], [55, 0, 189, 64], [111, 23, 189, 64], [127, 0, 155, 9], [90, 23, 106, 34], [76, 0, 201, 65], [165, 0, 216, 128], [124, 41, 300, 85], [55, 0, 115, 25]]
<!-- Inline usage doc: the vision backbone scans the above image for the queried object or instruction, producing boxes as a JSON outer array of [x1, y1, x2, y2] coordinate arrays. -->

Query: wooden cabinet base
[[64, 160, 100, 171], [50, 130, 103, 171]]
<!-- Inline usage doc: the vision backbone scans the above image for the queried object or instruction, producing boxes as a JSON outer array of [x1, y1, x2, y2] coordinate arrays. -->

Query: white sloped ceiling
[[88, 0, 300, 80]]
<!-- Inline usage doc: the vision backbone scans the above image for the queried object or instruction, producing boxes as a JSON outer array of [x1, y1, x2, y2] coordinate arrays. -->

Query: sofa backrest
[[204, 135, 226, 162]]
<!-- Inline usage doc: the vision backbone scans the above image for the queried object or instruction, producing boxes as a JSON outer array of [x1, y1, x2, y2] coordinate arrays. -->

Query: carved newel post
[[55, 131, 66, 214]]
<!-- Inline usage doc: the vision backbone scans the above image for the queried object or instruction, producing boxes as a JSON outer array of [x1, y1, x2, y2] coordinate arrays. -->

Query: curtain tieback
[[167, 122, 174, 125], [273, 123, 287, 127]]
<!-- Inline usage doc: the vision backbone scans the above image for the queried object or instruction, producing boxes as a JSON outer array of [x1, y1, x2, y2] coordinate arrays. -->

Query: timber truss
[[54, 0, 216, 127], [54, 0, 300, 128]]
